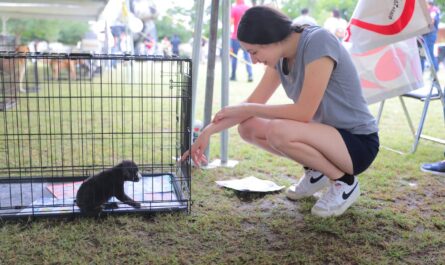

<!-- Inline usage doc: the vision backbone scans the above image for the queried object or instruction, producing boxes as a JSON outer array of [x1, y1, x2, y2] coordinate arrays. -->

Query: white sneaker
[[311, 177, 360, 217], [286, 168, 330, 200]]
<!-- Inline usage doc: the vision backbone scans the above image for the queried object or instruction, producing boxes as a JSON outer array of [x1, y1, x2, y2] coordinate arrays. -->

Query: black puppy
[[76, 160, 142, 215]]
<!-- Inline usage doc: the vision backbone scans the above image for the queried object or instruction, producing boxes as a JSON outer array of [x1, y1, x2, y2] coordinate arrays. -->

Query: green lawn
[[0, 62, 444, 264]]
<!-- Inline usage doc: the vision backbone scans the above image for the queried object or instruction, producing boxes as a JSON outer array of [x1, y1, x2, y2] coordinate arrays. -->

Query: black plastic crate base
[[0, 173, 188, 219]]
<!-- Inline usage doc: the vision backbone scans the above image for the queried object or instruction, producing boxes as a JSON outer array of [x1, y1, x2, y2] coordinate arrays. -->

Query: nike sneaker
[[420, 160, 445, 176], [311, 176, 360, 217], [286, 168, 330, 200]]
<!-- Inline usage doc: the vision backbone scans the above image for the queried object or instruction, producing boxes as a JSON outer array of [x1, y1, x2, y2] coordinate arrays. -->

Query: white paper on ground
[[215, 176, 285, 192]]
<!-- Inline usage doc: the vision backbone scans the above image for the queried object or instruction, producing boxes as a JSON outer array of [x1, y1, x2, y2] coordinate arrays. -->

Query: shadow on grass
[[232, 190, 279, 202]]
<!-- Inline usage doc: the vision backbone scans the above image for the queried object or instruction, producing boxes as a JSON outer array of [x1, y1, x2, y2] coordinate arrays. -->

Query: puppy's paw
[[103, 202, 119, 209]]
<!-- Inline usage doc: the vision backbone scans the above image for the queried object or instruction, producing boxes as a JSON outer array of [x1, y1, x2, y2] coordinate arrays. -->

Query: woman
[[182, 6, 379, 217]]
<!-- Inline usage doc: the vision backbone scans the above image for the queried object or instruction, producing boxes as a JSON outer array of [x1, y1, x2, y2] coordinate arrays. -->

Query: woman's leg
[[238, 118, 352, 180], [239, 117, 361, 217], [238, 117, 284, 157], [266, 119, 352, 180]]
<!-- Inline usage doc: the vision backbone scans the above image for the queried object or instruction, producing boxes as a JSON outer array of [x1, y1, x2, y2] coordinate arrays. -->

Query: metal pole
[[203, 0, 220, 162], [2, 16, 8, 35], [104, 21, 109, 54], [191, 0, 205, 136], [125, 0, 134, 55], [220, 0, 230, 164]]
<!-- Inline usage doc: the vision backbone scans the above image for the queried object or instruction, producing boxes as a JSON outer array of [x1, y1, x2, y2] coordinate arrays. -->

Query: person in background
[[421, 0, 441, 72], [293, 8, 318, 26], [143, 34, 155, 55], [161, 36, 172, 56], [171, 34, 181, 56], [323, 8, 348, 41], [230, 0, 253, 82], [182, 6, 379, 217], [201, 38, 208, 63]]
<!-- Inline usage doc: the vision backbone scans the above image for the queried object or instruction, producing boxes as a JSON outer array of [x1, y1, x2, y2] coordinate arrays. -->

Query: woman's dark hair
[[237, 6, 304, 44]]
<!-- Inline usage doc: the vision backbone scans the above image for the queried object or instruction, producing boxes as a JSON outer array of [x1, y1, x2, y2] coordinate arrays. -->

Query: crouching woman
[[182, 6, 379, 217]]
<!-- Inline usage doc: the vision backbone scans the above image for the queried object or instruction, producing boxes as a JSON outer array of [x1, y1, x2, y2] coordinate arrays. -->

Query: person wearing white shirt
[[293, 8, 318, 26], [323, 8, 348, 41]]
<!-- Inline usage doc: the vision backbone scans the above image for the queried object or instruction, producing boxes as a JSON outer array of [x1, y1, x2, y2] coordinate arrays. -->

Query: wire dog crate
[[0, 52, 192, 219]]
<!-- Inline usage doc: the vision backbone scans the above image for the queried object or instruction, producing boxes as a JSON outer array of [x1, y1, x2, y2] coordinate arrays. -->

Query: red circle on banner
[[374, 48, 407, 81]]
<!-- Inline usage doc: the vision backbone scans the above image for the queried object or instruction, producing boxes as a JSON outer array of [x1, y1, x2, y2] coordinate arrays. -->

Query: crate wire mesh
[[0, 52, 192, 219]]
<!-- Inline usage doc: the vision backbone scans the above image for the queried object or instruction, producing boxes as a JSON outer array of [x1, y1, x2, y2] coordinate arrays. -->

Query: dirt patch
[[393, 180, 445, 216], [233, 190, 304, 223]]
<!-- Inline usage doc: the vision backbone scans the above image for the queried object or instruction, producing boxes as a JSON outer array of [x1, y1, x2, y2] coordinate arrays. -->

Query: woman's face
[[240, 41, 282, 67]]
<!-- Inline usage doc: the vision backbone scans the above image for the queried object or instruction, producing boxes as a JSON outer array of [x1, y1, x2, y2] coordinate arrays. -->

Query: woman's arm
[[181, 66, 281, 165], [245, 66, 282, 103], [208, 67, 281, 133], [215, 57, 334, 123]]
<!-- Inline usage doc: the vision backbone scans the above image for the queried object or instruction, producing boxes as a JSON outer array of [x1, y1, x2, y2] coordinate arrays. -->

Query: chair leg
[[413, 97, 431, 153], [399, 81, 434, 153], [434, 80, 445, 125], [379, 37, 445, 154], [399, 96, 416, 137], [376, 100, 385, 126]]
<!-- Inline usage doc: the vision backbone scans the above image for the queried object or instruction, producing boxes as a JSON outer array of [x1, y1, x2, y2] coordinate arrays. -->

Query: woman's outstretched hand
[[180, 131, 210, 167], [182, 104, 251, 166]]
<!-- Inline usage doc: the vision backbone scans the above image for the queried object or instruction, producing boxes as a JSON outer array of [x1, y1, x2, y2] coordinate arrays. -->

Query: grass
[[1, 61, 445, 264]]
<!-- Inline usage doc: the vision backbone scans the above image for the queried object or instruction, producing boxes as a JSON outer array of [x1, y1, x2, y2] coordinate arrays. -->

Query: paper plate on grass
[[216, 176, 285, 192]]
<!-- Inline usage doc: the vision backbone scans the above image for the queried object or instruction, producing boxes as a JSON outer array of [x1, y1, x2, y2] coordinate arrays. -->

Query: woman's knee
[[237, 118, 257, 141], [265, 120, 288, 148]]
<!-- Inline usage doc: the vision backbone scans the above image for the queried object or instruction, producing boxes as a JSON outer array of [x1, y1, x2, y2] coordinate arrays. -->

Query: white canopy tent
[[0, 0, 108, 21], [0, 0, 127, 53]]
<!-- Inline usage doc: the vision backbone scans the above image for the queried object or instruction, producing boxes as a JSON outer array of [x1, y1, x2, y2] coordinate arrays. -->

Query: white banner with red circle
[[344, 0, 432, 104], [346, 38, 423, 104], [345, 0, 432, 53]]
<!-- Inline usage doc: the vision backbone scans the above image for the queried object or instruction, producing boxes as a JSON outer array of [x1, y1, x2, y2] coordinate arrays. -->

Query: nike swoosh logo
[[342, 183, 358, 200], [309, 174, 325, 184]]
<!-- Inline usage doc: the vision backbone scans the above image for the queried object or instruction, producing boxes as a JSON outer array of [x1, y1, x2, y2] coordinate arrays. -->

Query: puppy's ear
[[115, 161, 125, 168], [120, 165, 132, 180], [117, 160, 138, 180]]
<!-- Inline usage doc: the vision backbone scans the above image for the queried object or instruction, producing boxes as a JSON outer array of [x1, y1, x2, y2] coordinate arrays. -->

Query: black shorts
[[337, 129, 379, 175]]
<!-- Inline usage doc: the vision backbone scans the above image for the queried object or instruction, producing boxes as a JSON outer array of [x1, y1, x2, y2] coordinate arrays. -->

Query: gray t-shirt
[[276, 26, 378, 135]]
